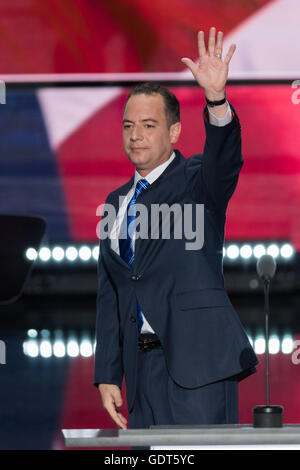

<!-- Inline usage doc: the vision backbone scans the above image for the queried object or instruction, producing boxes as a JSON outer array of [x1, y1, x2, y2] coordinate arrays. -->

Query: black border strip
[[4, 78, 296, 88]]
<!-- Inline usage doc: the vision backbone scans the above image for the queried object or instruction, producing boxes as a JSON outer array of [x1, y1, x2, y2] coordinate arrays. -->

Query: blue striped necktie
[[119, 178, 150, 334]]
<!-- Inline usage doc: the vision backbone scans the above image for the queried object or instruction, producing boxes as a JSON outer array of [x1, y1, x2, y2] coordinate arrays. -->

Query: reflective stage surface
[[1, 324, 300, 450]]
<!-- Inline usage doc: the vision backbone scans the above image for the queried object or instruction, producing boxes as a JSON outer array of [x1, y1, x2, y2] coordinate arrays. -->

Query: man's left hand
[[181, 27, 236, 102]]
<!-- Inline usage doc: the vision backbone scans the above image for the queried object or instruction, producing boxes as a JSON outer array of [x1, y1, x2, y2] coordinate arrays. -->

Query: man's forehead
[[124, 93, 165, 119]]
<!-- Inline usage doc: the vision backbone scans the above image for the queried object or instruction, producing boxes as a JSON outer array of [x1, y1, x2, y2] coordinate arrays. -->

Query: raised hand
[[181, 27, 236, 102]]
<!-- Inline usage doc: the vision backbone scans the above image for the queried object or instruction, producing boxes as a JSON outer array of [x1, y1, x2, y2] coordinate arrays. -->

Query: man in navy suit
[[94, 27, 258, 430]]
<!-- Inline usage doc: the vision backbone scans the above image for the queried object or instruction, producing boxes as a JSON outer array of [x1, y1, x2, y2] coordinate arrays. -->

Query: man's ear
[[170, 122, 181, 144]]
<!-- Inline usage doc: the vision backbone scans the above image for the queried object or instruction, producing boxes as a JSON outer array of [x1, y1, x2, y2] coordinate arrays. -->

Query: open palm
[[182, 28, 236, 95]]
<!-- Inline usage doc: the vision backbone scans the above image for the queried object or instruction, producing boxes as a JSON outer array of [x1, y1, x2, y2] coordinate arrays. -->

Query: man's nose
[[130, 126, 144, 141]]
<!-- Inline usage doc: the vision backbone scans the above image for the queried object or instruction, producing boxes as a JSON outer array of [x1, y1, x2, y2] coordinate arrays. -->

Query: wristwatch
[[205, 92, 227, 108]]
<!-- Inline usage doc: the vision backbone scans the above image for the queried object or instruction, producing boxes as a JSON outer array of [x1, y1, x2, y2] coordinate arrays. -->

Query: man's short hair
[[124, 82, 180, 128]]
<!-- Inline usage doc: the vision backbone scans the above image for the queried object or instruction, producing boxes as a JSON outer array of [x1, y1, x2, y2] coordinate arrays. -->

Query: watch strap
[[205, 92, 227, 107]]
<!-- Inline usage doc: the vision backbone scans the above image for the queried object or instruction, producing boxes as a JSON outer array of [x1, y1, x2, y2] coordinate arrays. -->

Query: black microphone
[[257, 254, 277, 282], [253, 254, 283, 427]]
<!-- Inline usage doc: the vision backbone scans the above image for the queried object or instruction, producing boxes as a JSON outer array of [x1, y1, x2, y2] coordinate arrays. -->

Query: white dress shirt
[[110, 103, 232, 334]]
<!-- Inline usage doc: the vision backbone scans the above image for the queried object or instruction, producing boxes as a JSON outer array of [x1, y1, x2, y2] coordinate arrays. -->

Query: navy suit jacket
[[94, 103, 258, 413]]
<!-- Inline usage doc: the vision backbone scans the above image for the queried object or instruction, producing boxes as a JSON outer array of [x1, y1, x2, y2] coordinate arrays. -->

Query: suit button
[[131, 274, 142, 281], [130, 316, 136, 323]]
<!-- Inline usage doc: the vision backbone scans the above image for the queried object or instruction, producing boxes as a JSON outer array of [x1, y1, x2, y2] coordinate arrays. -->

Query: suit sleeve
[[94, 240, 123, 389], [189, 102, 243, 213]]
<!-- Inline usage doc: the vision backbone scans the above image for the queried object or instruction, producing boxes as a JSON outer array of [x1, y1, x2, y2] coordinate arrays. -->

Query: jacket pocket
[[176, 288, 232, 310]]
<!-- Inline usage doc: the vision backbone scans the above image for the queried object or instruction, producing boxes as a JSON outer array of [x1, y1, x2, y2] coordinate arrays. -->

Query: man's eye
[[145, 124, 154, 128], [123, 125, 131, 129]]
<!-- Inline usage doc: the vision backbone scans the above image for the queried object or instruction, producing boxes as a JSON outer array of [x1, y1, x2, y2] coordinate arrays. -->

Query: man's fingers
[[111, 408, 127, 429], [224, 44, 236, 64], [181, 57, 198, 76], [99, 384, 127, 429], [116, 410, 128, 426], [113, 395, 123, 408], [208, 27, 216, 56], [197, 30, 206, 58], [113, 404, 128, 428], [110, 389, 127, 427], [215, 31, 223, 58], [111, 387, 124, 408], [105, 402, 127, 429], [182, 28, 234, 68]]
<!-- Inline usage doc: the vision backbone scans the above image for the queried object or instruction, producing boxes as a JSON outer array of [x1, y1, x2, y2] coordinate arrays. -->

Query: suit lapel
[[133, 150, 185, 270], [101, 174, 134, 268], [102, 150, 186, 271]]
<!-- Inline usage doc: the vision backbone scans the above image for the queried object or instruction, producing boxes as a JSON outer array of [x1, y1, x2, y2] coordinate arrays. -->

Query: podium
[[0, 215, 46, 304], [62, 425, 300, 449]]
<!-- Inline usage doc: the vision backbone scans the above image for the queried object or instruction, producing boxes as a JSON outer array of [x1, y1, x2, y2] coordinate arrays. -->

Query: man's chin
[[127, 153, 149, 168]]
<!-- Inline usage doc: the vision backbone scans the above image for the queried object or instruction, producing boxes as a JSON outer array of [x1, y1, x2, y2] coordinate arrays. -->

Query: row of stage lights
[[23, 329, 94, 358], [224, 243, 294, 261], [25, 242, 295, 264], [23, 329, 295, 359], [26, 245, 99, 263]]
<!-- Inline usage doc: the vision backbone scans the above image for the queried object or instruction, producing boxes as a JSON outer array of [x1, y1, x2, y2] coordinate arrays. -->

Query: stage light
[[269, 335, 280, 354], [226, 244, 239, 260], [65, 246, 78, 262], [254, 336, 265, 354], [23, 329, 96, 359], [92, 246, 99, 260], [27, 329, 38, 338], [253, 244, 266, 258], [267, 244, 280, 258], [26, 248, 38, 261], [41, 329, 50, 338], [80, 339, 93, 357], [240, 244, 252, 259], [78, 246, 92, 261], [53, 340, 66, 358], [38, 247, 51, 262], [281, 335, 294, 354], [27, 240, 295, 266], [52, 246, 64, 262], [40, 340, 52, 358], [24, 339, 39, 358], [280, 243, 294, 259], [67, 340, 79, 358]]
